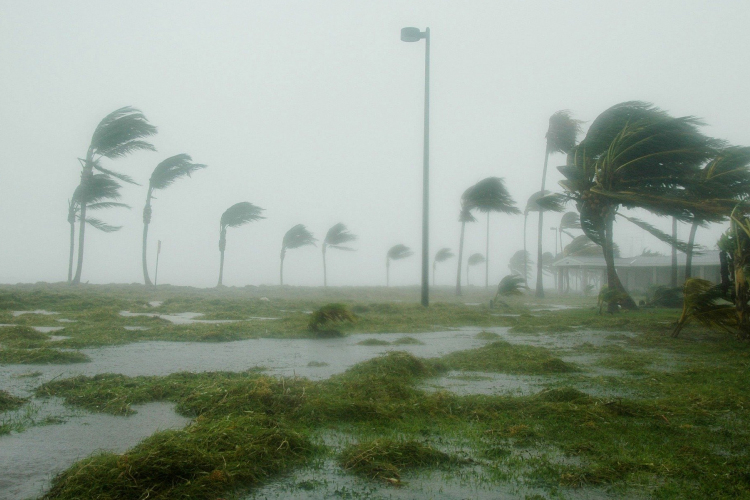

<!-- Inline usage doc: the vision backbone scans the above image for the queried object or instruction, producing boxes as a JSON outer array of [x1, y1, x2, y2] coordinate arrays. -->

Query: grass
[[0, 348, 90, 364], [0, 390, 26, 413], [441, 340, 579, 374]]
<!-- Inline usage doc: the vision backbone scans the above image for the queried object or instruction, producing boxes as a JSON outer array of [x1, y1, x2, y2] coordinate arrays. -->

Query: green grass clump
[[43, 416, 313, 500], [392, 336, 424, 345], [441, 341, 578, 375], [0, 348, 89, 364], [0, 325, 49, 348], [357, 338, 390, 346], [0, 390, 27, 412], [308, 303, 356, 335], [475, 331, 501, 340], [340, 439, 461, 482]]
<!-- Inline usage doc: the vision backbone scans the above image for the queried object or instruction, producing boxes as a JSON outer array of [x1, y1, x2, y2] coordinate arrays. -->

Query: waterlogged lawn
[[1, 284, 749, 498]]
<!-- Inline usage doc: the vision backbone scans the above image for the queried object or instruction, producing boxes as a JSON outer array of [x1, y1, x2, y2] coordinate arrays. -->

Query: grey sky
[[1, 1, 749, 288]]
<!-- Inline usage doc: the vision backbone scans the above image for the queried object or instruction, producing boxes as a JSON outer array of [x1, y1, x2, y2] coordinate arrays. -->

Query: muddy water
[[0, 401, 189, 500]]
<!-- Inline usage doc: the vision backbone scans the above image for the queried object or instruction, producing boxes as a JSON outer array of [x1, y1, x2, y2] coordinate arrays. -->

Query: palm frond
[[87, 202, 130, 211], [672, 278, 735, 337], [93, 164, 140, 186], [525, 190, 551, 214], [282, 224, 317, 250], [434, 247, 455, 263], [559, 211, 581, 231], [546, 110, 583, 155], [324, 223, 358, 250], [618, 214, 696, 254], [73, 174, 124, 204], [220, 202, 265, 229], [90, 107, 157, 160], [463, 177, 521, 214], [508, 250, 532, 278], [150, 154, 207, 190], [85, 218, 121, 233], [468, 253, 486, 266], [496, 274, 527, 296], [387, 244, 414, 261], [535, 193, 568, 213]]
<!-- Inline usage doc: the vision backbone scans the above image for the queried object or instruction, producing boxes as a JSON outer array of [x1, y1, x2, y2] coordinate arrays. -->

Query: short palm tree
[[558, 212, 580, 251], [455, 187, 478, 296], [509, 250, 532, 280], [463, 177, 520, 288], [71, 107, 157, 284], [557, 101, 723, 309], [536, 110, 582, 298], [142, 154, 207, 285], [433, 247, 454, 285], [322, 223, 357, 287], [217, 202, 265, 287], [466, 253, 486, 286], [386, 244, 414, 286], [67, 175, 129, 282], [280, 224, 317, 285]]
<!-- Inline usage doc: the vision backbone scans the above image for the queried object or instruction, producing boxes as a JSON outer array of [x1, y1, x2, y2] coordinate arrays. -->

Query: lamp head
[[401, 27, 424, 42]]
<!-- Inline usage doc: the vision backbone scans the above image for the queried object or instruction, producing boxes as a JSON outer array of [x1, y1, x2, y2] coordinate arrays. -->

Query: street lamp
[[401, 26, 431, 307]]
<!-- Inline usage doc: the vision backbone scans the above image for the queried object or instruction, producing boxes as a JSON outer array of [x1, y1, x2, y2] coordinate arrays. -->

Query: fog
[[1, 0, 749, 288]]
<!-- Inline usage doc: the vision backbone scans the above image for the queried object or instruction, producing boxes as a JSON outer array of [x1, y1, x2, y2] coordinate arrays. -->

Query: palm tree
[[536, 110, 583, 298], [217, 202, 265, 287], [558, 212, 580, 252], [466, 253, 486, 286], [322, 223, 357, 287], [464, 177, 520, 288], [509, 250, 532, 280], [142, 154, 207, 285], [557, 101, 723, 310], [433, 247, 454, 285], [67, 175, 129, 282], [524, 191, 547, 284], [71, 107, 157, 284], [455, 189, 477, 296], [280, 224, 317, 285], [386, 244, 414, 286]]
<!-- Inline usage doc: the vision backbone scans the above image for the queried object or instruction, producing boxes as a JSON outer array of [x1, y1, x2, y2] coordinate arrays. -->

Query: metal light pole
[[401, 26, 430, 307]]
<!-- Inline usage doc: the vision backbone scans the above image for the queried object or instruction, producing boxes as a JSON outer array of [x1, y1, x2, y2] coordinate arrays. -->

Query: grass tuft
[[0, 348, 90, 364], [441, 341, 578, 374], [0, 390, 27, 413]]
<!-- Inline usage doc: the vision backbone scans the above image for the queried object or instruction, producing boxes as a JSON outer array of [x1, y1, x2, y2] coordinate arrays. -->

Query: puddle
[[0, 401, 189, 500], [148, 301, 163, 307], [56, 319, 76, 323], [119, 311, 237, 325], [47, 336, 71, 342], [12, 310, 59, 317], [123, 326, 150, 331], [32, 326, 65, 333], [247, 316, 280, 321]]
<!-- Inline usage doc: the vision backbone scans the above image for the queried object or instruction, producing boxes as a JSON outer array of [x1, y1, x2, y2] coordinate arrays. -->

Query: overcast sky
[[1, 1, 749, 288]]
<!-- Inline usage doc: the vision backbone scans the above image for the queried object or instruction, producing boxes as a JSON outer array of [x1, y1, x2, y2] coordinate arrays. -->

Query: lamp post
[[401, 26, 430, 307]]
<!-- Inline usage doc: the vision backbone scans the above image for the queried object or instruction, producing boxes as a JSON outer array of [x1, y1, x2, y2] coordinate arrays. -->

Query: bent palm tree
[[466, 253, 486, 286], [509, 250, 532, 280], [433, 247, 454, 285], [71, 107, 157, 284], [67, 175, 129, 282], [280, 224, 317, 285], [464, 177, 520, 288], [322, 223, 357, 287], [217, 202, 265, 287], [142, 154, 207, 285], [455, 187, 478, 296], [536, 110, 582, 297], [386, 244, 414, 286], [558, 101, 723, 310]]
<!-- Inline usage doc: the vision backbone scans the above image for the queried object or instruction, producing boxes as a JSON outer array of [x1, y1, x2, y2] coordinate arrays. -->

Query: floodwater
[[0, 400, 189, 500]]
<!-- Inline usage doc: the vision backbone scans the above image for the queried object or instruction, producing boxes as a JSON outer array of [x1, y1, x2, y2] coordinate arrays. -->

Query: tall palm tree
[[71, 107, 157, 284], [455, 188, 477, 296], [322, 223, 357, 287], [142, 154, 207, 285], [433, 247, 454, 285], [67, 175, 129, 282], [386, 244, 414, 286], [557, 101, 723, 310], [280, 224, 317, 285], [536, 110, 583, 298], [523, 190, 549, 285], [558, 212, 580, 252], [466, 253, 486, 286], [464, 177, 520, 288], [509, 250, 532, 280], [217, 202, 265, 287]]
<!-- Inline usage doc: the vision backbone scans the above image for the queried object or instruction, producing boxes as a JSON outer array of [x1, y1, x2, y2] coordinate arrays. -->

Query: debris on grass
[[308, 303, 356, 336], [0, 390, 27, 413]]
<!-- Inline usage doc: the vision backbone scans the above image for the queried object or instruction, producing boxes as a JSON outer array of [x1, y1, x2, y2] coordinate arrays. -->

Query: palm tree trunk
[[455, 221, 466, 296], [485, 212, 490, 288], [602, 216, 637, 310], [322, 246, 328, 287], [72, 201, 88, 284], [523, 213, 528, 283], [387, 259, 390, 287], [280, 250, 285, 286], [217, 228, 226, 287], [671, 217, 678, 287], [433, 261, 436, 286], [142, 190, 154, 286], [535, 148, 550, 298], [685, 220, 699, 280], [67, 209, 76, 283]]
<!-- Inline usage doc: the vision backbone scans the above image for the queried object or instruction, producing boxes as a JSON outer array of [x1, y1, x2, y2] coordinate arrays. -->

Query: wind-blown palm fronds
[[559, 211, 580, 241], [672, 279, 735, 337], [322, 223, 357, 287], [71, 107, 157, 284], [280, 224, 317, 285], [463, 177, 520, 288], [386, 244, 414, 286], [536, 111, 583, 298], [455, 190, 478, 296], [142, 154, 207, 285], [557, 101, 723, 310], [433, 247, 454, 285], [496, 274, 527, 297], [509, 250, 532, 280], [217, 202, 265, 287], [466, 253, 486, 286]]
